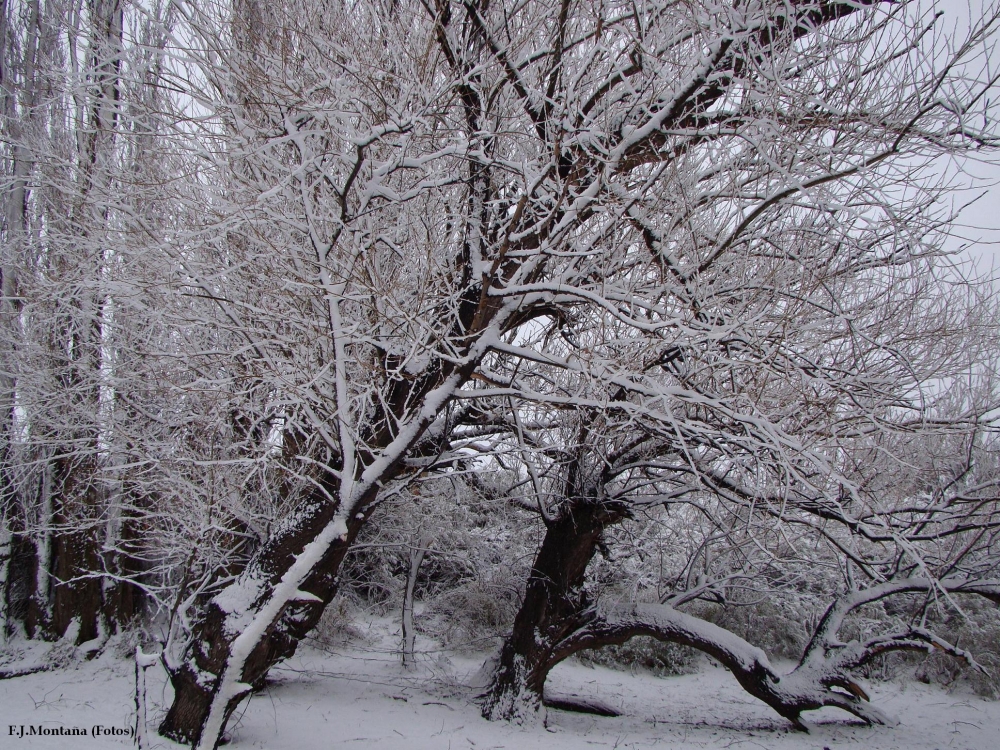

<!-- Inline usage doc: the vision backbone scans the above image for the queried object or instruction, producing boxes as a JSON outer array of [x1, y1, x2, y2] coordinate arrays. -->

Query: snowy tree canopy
[[3, 1, 1000, 748]]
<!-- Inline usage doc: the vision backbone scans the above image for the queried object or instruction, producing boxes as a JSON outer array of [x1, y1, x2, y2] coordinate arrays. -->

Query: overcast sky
[[929, 0, 1000, 273]]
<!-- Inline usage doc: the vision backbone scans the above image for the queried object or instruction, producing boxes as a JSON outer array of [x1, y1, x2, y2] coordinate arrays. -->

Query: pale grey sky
[[930, 0, 1000, 274]]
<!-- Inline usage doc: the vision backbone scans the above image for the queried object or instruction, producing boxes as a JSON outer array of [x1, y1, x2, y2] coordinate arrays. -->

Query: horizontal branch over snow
[[565, 578, 999, 731]]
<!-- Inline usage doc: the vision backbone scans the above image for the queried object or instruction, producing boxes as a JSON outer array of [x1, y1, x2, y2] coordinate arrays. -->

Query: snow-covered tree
[[155, 0, 1000, 745], [4, 0, 1000, 747], [0, 0, 168, 644], [479, 384, 1000, 725]]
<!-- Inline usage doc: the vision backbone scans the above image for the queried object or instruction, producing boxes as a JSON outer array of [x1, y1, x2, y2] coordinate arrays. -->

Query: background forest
[[3, 1, 1000, 748]]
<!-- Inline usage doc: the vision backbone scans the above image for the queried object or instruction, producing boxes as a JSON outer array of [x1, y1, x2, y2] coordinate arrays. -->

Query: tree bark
[[402, 536, 428, 668], [480, 498, 627, 721], [2, 531, 35, 639], [158, 485, 377, 745]]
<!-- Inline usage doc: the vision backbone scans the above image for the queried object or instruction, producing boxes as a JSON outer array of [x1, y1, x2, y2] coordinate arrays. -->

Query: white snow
[[2, 617, 998, 749]]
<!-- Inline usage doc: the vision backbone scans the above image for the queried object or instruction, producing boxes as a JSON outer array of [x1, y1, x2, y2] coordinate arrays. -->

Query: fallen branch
[[0, 663, 51, 680], [543, 691, 621, 717]]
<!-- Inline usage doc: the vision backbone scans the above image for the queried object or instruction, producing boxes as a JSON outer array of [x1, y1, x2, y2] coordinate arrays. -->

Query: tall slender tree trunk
[[0, 0, 40, 640], [16, 0, 132, 647], [45, 0, 124, 646], [401, 535, 428, 668]]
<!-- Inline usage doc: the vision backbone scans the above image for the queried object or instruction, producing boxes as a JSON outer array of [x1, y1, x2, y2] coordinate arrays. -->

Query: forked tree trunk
[[401, 536, 428, 668]]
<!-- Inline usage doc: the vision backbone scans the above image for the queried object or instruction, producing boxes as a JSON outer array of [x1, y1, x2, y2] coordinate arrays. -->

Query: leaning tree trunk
[[158, 482, 375, 746], [560, 587, 998, 731], [157, 340, 492, 748], [479, 476, 1000, 730], [480, 497, 627, 721]]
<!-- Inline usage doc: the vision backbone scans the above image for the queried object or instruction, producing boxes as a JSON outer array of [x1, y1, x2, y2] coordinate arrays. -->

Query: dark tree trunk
[[479, 488, 874, 729], [480, 498, 626, 721], [3, 532, 36, 638], [48, 527, 103, 644], [100, 512, 146, 628], [157, 488, 377, 746], [12, 454, 143, 645], [22, 457, 104, 646]]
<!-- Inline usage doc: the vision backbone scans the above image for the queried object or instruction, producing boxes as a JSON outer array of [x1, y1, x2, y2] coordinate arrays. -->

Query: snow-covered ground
[[2, 617, 998, 749]]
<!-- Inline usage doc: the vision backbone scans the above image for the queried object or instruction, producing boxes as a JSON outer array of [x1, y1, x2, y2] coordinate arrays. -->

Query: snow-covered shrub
[[331, 470, 536, 652], [689, 593, 821, 662], [339, 538, 405, 612], [108, 621, 158, 661], [913, 600, 1000, 698], [578, 636, 698, 677], [420, 575, 525, 652], [310, 596, 373, 649]]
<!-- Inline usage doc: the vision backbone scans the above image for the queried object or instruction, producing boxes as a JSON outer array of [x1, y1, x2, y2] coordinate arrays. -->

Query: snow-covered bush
[[695, 598, 816, 663], [311, 597, 372, 650], [914, 602, 1000, 698], [420, 576, 526, 653], [577, 637, 698, 677], [332, 471, 537, 652]]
